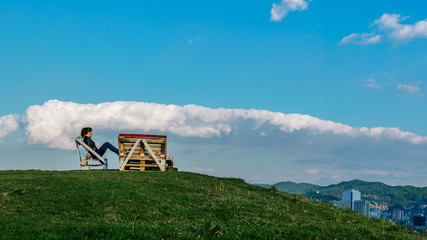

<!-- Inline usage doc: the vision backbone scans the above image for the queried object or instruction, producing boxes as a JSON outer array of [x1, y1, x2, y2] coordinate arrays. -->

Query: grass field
[[0, 170, 425, 239]]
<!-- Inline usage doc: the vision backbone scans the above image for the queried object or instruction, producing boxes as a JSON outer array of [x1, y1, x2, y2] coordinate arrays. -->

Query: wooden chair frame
[[75, 137, 108, 170]]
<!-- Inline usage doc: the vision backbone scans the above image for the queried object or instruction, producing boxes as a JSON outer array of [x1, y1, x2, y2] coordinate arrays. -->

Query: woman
[[81, 127, 119, 157]]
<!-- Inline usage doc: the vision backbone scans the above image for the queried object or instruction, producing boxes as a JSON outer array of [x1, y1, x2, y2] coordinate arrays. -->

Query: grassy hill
[[271, 179, 427, 206], [0, 171, 425, 239]]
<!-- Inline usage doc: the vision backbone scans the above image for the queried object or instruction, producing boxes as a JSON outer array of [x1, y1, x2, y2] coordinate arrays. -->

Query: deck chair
[[75, 137, 108, 170]]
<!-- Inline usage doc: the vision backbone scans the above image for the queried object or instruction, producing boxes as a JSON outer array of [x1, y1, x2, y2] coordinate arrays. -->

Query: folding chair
[[75, 137, 108, 170]]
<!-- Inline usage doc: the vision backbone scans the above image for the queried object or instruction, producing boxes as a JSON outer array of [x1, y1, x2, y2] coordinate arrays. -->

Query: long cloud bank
[[0, 100, 426, 150]]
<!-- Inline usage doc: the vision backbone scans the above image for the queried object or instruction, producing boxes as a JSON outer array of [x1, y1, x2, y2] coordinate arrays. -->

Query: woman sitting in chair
[[81, 127, 119, 157]]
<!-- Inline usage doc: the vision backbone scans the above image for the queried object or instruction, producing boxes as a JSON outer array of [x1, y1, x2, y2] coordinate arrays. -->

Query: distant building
[[333, 189, 370, 216], [354, 200, 370, 216], [414, 216, 426, 230], [392, 208, 403, 222], [342, 189, 361, 210], [370, 208, 381, 218], [334, 201, 351, 209]]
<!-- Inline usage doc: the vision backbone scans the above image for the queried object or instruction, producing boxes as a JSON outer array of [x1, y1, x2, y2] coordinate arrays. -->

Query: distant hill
[[268, 179, 427, 206], [253, 183, 271, 188], [273, 181, 320, 195], [0, 171, 424, 239]]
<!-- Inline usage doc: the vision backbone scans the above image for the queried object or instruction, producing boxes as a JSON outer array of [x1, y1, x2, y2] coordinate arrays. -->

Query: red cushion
[[119, 133, 167, 139]]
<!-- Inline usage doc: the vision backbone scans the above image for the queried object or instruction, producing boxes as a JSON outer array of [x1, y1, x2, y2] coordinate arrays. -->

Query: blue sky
[[0, 0, 426, 186]]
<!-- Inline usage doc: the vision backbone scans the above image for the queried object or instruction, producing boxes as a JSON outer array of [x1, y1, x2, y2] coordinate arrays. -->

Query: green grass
[[0, 170, 425, 239]]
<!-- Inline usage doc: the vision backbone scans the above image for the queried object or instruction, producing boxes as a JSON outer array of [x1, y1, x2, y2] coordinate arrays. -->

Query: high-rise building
[[333, 189, 370, 216], [413, 216, 426, 230], [354, 200, 370, 216], [333, 201, 351, 209], [342, 189, 361, 210], [392, 208, 403, 222], [370, 209, 381, 218]]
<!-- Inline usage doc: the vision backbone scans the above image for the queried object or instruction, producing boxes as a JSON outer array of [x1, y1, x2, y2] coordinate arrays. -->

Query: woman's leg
[[97, 142, 119, 156]]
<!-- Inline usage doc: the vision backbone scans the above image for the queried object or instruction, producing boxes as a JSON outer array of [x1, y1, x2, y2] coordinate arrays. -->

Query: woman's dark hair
[[81, 127, 92, 137]]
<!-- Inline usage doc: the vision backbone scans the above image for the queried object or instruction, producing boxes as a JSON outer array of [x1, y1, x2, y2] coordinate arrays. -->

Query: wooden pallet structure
[[118, 134, 173, 171]]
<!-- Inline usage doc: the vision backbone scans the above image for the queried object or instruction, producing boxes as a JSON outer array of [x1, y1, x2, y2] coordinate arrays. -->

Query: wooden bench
[[118, 134, 173, 171], [75, 137, 108, 170]]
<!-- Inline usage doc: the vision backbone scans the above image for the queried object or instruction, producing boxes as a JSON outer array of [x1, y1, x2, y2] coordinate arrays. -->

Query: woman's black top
[[83, 136, 98, 152]]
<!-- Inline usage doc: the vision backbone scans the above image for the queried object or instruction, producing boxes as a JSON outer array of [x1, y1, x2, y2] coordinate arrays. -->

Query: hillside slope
[[0, 171, 425, 239]]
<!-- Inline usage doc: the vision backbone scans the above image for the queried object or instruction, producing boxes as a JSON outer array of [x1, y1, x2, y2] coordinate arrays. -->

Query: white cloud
[[373, 13, 404, 30], [340, 13, 427, 44], [270, 0, 308, 22], [374, 13, 427, 40], [309, 169, 397, 179], [312, 169, 417, 186], [358, 126, 426, 143], [340, 33, 381, 45], [17, 100, 427, 150], [0, 114, 20, 142], [364, 78, 376, 83], [365, 35, 382, 44], [188, 38, 201, 44], [396, 83, 420, 94], [365, 83, 382, 89], [363, 78, 382, 89], [305, 168, 320, 175], [179, 166, 217, 173], [359, 170, 390, 176]]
